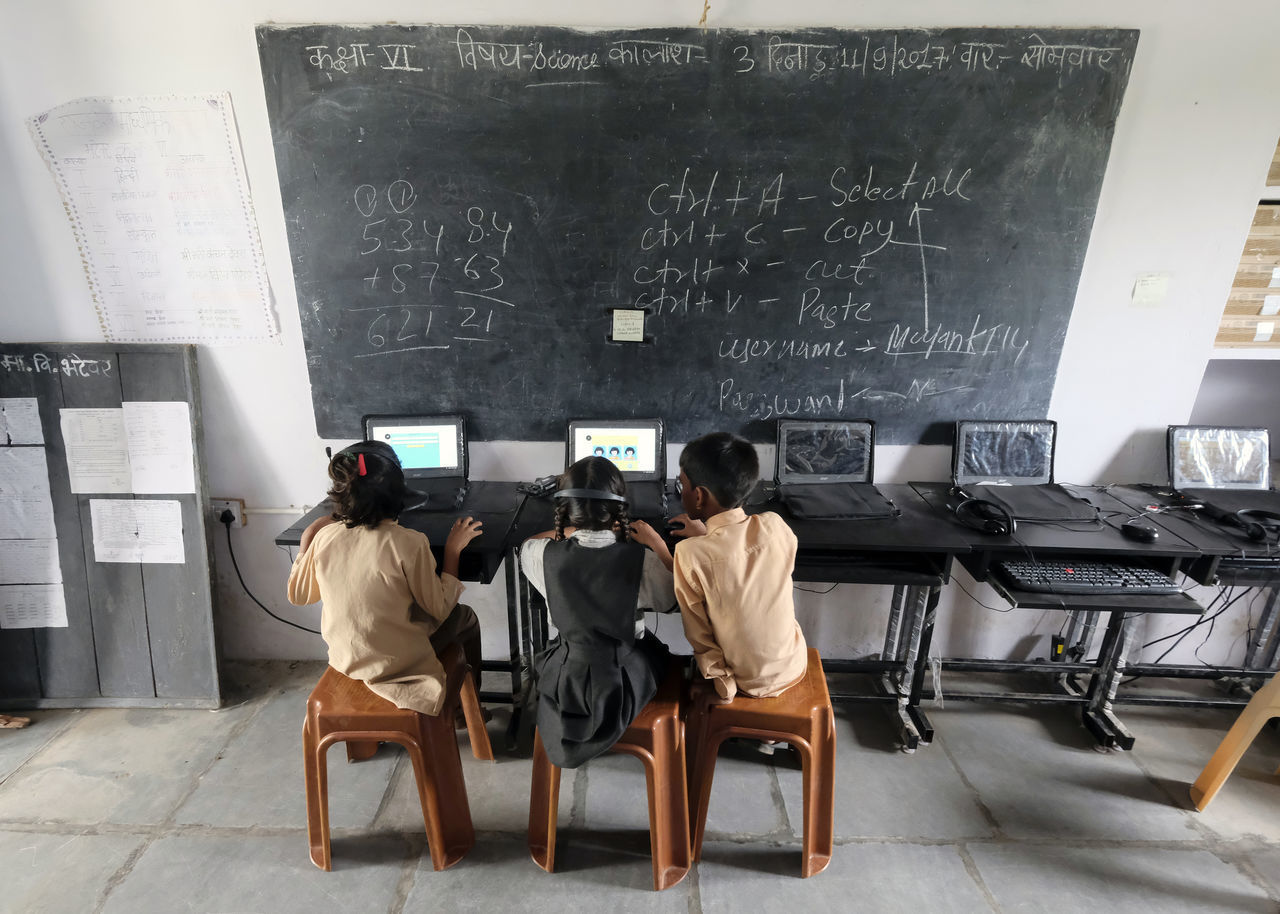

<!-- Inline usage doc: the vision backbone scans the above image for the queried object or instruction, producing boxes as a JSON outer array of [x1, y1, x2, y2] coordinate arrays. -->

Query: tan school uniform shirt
[[287, 519, 462, 715], [672, 508, 808, 700]]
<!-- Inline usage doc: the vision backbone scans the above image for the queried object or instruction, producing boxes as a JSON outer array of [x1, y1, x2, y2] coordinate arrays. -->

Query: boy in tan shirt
[[631, 431, 808, 702]]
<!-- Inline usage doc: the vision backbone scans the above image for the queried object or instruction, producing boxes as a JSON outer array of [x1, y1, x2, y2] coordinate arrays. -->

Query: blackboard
[[257, 25, 1137, 445]]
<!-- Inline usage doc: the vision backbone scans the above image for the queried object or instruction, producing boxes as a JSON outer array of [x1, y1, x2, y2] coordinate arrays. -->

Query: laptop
[[1167, 425, 1280, 515], [774, 419, 897, 519], [364, 413, 468, 512], [952, 419, 1095, 521], [565, 418, 667, 519]]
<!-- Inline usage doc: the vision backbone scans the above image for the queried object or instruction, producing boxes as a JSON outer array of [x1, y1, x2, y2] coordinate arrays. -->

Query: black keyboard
[[993, 559, 1180, 595]]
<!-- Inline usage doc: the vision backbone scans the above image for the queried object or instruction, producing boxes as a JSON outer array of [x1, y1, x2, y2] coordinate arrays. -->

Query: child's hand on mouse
[[667, 513, 707, 538], [627, 519, 665, 552], [445, 516, 483, 554]]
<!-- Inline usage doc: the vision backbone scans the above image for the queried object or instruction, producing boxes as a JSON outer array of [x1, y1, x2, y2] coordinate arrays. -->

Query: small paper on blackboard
[[612, 309, 645, 343]]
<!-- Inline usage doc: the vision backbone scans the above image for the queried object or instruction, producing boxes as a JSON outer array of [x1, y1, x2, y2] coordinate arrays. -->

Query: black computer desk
[[1104, 484, 1280, 687], [505, 482, 971, 751], [746, 482, 973, 750], [911, 482, 1206, 749], [273, 480, 526, 704]]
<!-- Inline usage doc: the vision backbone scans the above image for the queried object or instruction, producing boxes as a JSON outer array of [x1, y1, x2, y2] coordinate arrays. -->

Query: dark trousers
[[429, 602, 483, 688]]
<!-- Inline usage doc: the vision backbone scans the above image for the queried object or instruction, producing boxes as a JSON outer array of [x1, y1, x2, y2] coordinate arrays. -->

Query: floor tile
[[377, 723, 554, 834], [173, 676, 398, 830], [1122, 704, 1280, 842], [100, 833, 407, 912], [0, 705, 249, 826], [0, 828, 142, 914], [687, 745, 789, 837], [403, 833, 690, 911], [0, 710, 79, 783], [934, 705, 1200, 841], [697, 841, 993, 913], [776, 706, 995, 841], [969, 843, 1277, 913], [1243, 845, 1280, 898]]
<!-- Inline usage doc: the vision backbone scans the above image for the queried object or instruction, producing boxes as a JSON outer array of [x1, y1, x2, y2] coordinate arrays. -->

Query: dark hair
[[327, 440, 407, 528], [553, 455, 630, 542], [679, 431, 759, 509]]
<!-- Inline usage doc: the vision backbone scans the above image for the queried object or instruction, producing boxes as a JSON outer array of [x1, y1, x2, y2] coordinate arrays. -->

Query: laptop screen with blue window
[[363, 414, 467, 481]]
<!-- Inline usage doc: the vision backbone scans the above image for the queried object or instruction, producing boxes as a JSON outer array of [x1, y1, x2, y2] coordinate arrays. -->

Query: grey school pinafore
[[533, 537, 667, 769]]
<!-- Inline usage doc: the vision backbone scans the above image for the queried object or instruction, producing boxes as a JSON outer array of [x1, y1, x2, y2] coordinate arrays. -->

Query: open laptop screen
[[1168, 425, 1271, 491], [776, 420, 874, 484], [953, 420, 1055, 487], [363, 414, 466, 480], [566, 418, 663, 480]]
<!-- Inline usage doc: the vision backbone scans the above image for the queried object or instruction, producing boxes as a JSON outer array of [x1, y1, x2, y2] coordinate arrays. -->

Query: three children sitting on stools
[[289, 430, 806, 770]]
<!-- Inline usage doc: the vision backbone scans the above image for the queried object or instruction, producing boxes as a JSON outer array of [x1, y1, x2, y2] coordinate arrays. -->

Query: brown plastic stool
[[303, 642, 493, 871], [687, 648, 835, 877], [528, 663, 690, 891], [1189, 671, 1280, 810]]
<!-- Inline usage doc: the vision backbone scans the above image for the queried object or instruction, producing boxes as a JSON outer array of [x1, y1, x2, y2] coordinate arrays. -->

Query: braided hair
[[553, 455, 630, 542], [326, 440, 408, 528]]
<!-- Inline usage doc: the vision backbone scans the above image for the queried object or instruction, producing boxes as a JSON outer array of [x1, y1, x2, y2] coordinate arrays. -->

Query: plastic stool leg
[[528, 730, 561, 873], [642, 713, 690, 890], [303, 719, 331, 871], [417, 713, 476, 870], [798, 709, 835, 877]]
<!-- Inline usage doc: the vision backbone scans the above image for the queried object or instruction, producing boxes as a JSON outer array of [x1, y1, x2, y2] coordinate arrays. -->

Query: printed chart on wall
[[258, 26, 1137, 444], [28, 94, 278, 344], [0, 419, 65, 629]]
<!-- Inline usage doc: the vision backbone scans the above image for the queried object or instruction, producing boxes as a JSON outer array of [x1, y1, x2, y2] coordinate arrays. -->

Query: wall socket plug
[[211, 497, 247, 526]]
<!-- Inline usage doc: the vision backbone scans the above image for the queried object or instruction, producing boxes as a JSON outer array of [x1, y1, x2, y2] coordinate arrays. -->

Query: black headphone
[[1233, 508, 1280, 542], [553, 487, 628, 504], [954, 497, 1017, 536]]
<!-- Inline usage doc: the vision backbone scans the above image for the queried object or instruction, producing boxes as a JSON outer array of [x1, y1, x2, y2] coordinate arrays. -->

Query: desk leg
[[904, 585, 938, 747], [1082, 611, 1136, 750], [504, 547, 531, 751], [1244, 585, 1280, 672], [882, 585, 907, 670]]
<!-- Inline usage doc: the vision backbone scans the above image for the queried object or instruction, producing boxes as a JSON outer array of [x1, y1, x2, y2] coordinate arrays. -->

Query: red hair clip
[[357, 453, 367, 476]]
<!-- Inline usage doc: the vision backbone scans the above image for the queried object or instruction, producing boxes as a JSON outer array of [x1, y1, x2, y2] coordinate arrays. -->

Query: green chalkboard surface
[[257, 25, 1137, 444]]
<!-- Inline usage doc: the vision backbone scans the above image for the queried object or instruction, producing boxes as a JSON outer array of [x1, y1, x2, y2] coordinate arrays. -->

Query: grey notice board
[[258, 25, 1137, 445], [0, 344, 219, 709]]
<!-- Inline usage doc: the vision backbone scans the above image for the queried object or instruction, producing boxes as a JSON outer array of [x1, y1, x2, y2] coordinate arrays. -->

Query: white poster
[[123, 401, 194, 494], [90, 498, 184, 563], [0, 584, 67, 629], [27, 93, 278, 344], [60, 408, 130, 493], [0, 447, 58, 540], [0, 539, 62, 585], [0, 398, 44, 445]]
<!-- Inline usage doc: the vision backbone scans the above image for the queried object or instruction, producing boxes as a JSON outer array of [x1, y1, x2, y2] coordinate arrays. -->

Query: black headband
[[553, 488, 627, 503]]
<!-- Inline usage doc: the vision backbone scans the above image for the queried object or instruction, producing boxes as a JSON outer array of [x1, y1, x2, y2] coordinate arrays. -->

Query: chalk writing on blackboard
[[259, 25, 1137, 444]]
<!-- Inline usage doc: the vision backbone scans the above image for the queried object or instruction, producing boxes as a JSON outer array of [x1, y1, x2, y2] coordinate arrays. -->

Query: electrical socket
[[211, 497, 247, 527]]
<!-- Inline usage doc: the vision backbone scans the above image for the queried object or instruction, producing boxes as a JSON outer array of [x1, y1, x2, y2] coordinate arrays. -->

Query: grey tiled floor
[[1, 662, 1277, 913]]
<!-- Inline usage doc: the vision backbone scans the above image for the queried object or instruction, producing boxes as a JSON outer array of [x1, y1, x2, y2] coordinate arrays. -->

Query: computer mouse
[[1120, 520, 1159, 543]]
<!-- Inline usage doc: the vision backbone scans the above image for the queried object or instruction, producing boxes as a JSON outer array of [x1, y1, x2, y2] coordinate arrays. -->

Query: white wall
[[2, 1, 1278, 672]]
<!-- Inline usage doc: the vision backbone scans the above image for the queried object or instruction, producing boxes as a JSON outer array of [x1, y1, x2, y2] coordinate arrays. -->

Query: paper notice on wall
[[0, 398, 43, 445], [60, 408, 130, 493], [0, 584, 67, 628], [90, 498, 184, 563], [0, 447, 57, 540], [27, 93, 278, 344], [0, 539, 61, 585], [123, 401, 194, 493]]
